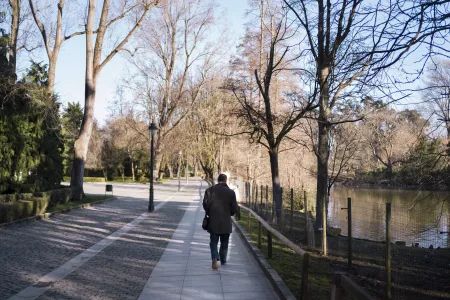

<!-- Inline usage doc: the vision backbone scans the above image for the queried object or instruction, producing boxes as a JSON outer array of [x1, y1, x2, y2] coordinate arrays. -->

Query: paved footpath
[[1, 180, 279, 300]]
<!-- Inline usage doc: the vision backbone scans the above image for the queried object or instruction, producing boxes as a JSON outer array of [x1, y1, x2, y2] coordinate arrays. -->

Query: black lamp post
[[149, 122, 158, 212]]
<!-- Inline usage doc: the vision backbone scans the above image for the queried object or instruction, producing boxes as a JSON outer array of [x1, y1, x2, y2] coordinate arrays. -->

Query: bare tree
[[422, 60, 450, 140], [230, 5, 317, 223], [125, 0, 219, 180], [7, 0, 19, 75], [361, 107, 427, 178], [71, 0, 159, 190], [283, 0, 450, 234], [28, 0, 86, 94]]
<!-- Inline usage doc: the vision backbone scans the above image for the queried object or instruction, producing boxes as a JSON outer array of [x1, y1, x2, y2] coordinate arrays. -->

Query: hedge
[[0, 187, 82, 224], [0, 198, 48, 223], [0, 193, 34, 204], [34, 187, 83, 208], [63, 177, 105, 182]]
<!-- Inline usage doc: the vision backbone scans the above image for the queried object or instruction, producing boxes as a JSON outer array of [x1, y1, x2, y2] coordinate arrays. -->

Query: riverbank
[[338, 179, 449, 191]]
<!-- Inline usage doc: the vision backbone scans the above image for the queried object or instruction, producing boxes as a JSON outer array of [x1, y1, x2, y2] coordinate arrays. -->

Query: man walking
[[203, 174, 238, 270]]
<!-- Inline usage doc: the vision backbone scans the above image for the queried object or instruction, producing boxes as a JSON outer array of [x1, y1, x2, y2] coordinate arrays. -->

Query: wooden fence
[[238, 204, 310, 300]]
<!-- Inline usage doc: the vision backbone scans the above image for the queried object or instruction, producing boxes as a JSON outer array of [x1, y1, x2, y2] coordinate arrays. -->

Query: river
[[329, 186, 450, 248]]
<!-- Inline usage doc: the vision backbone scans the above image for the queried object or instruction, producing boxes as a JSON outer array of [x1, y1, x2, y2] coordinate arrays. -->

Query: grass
[[47, 195, 111, 213], [238, 206, 450, 300], [237, 211, 332, 300], [107, 177, 172, 184]]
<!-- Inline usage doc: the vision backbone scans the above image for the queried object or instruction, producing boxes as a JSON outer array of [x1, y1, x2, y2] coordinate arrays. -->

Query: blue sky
[[45, 0, 249, 125]]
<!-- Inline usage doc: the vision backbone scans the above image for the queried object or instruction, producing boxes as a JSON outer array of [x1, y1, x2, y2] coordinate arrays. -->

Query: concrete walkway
[[138, 199, 279, 300]]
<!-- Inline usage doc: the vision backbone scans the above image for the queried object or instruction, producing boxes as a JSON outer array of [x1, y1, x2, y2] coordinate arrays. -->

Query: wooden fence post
[[323, 194, 327, 256], [260, 185, 263, 213], [248, 209, 251, 232], [385, 203, 391, 299], [258, 222, 262, 248], [300, 253, 310, 300], [331, 272, 347, 300], [290, 188, 294, 232], [268, 231, 273, 258], [348, 197, 352, 271], [280, 187, 284, 229], [255, 184, 259, 211], [304, 191, 308, 245]]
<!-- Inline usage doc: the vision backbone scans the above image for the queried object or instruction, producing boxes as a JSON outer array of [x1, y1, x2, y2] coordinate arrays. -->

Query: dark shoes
[[212, 259, 219, 270]]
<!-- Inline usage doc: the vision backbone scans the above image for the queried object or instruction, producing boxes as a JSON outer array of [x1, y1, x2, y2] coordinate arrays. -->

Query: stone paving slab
[[138, 195, 280, 300], [1, 180, 206, 300]]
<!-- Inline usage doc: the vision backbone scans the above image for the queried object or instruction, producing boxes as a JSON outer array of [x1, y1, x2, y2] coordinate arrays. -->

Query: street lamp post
[[178, 151, 182, 191], [148, 122, 158, 212], [185, 156, 188, 185]]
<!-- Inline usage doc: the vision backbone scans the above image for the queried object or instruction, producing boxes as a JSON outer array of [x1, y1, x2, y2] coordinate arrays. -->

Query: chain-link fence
[[329, 196, 450, 299]]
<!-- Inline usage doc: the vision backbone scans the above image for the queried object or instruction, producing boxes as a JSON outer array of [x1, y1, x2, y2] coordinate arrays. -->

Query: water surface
[[329, 186, 450, 248]]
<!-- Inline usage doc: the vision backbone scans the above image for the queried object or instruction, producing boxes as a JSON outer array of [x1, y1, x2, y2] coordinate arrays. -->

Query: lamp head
[[149, 122, 158, 137]]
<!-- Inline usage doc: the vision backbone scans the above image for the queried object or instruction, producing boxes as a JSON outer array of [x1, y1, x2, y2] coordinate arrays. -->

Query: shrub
[[34, 187, 82, 209], [139, 176, 149, 183], [112, 176, 134, 182], [83, 177, 106, 182], [0, 187, 82, 224], [0, 193, 34, 204], [32, 197, 49, 214], [0, 203, 17, 223], [62, 176, 105, 182], [0, 197, 49, 223]]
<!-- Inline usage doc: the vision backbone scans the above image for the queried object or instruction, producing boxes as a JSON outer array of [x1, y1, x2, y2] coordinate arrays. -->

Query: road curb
[[232, 217, 296, 300], [0, 197, 116, 229]]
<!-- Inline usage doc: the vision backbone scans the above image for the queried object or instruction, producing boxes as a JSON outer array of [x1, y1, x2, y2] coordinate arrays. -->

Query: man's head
[[218, 174, 227, 183]]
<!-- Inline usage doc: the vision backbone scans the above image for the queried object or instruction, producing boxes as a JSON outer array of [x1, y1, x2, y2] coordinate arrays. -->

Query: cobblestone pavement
[[0, 180, 206, 300]]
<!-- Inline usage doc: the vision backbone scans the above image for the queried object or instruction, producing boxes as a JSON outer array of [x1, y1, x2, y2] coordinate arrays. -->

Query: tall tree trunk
[[154, 132, 162, 180], [131, 159, 135, 181], [71, 0, 96, 190], [8, 0, 20, 77], [168, 163, 173, 179], [47, 54, 59, 95], [71, 84, 95, 189], [102, 168, 107, 181], [269, 148, 282, 222], [193, 157, 197, 177], [315, 68, 330, 230]]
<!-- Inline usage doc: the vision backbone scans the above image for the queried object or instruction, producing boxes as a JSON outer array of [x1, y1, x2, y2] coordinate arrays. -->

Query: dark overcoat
[[203, 183, 238, 234]]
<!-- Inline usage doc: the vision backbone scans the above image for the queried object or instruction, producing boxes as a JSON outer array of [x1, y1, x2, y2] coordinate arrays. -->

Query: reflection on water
[[329, 186, 450, 248]]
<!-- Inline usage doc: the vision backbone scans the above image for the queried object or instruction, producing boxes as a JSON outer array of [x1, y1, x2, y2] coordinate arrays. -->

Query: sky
[[26, 0, 250, 126], [15, 0, 437, 127]]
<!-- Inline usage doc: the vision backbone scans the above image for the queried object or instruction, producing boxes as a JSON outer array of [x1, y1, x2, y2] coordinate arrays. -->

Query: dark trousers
[[210, 233, 230, 263]]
